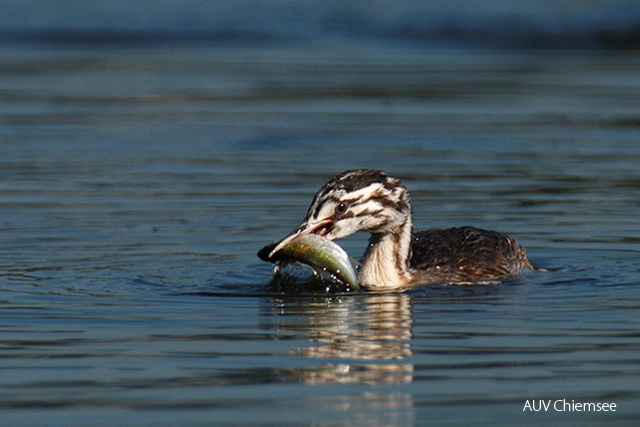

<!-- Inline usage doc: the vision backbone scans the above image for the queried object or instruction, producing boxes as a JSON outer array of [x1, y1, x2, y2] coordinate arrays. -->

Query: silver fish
[[259, 234, 359, 289]]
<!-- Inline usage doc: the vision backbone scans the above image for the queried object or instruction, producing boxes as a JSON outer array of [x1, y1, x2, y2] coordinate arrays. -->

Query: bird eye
[[335, 202, 348, 216]]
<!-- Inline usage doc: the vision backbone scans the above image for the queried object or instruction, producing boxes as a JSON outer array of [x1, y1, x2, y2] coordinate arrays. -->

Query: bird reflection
[[269, 293, 413, 385]]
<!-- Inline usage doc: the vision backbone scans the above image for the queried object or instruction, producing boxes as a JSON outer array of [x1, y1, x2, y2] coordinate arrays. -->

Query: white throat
[[358, 217, 414, 290]]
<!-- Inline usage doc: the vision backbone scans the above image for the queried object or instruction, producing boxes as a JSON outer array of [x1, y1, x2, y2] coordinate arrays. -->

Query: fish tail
[[526, 260, 547, 272]]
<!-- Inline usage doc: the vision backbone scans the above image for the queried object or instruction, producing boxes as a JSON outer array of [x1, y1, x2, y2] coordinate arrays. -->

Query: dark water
[[1, 17, 640, 427]]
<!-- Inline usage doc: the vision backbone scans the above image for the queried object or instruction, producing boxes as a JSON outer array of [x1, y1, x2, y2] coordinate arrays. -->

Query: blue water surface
[[1, 5, 640, 425]]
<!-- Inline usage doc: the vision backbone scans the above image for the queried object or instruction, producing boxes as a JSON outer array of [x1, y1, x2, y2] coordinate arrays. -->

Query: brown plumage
[[410, 226, 529, 285]]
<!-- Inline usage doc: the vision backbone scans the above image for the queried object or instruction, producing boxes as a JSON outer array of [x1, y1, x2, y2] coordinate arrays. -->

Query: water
[[1, 3, 640, 426]]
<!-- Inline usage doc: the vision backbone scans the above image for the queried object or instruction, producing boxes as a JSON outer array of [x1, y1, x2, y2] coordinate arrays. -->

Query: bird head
[[259, 169, 411, 261]]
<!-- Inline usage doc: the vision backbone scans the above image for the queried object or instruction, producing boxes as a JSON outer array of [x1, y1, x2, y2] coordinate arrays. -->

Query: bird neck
[[359, 216, 414, 290]]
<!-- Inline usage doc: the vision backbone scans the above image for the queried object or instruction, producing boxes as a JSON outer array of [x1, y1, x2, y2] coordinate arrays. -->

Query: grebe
[[260, 169, 529, 290]]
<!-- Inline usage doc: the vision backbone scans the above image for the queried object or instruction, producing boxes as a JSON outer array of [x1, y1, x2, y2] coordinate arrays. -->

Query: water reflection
[[269, 293, 414, 385], [266, 293, 415, 425]]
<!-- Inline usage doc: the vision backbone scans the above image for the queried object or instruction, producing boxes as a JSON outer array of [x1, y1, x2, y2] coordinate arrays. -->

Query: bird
[[260, 169, 531, 290]]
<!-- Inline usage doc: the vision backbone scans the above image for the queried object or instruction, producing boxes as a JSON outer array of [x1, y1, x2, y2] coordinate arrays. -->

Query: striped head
[[302, 169, 411, 239], [264, 170, 411, 260]]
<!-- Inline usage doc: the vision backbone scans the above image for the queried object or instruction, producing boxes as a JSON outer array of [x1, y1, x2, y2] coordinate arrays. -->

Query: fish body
[[259, 234, 359, 289]]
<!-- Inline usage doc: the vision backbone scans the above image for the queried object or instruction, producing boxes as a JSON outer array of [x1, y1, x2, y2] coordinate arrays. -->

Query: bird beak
[[257, 218, 334, 261]]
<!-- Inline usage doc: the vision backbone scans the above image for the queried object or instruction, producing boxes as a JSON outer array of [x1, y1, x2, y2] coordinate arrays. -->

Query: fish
[[258, 234, 359, 289]]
